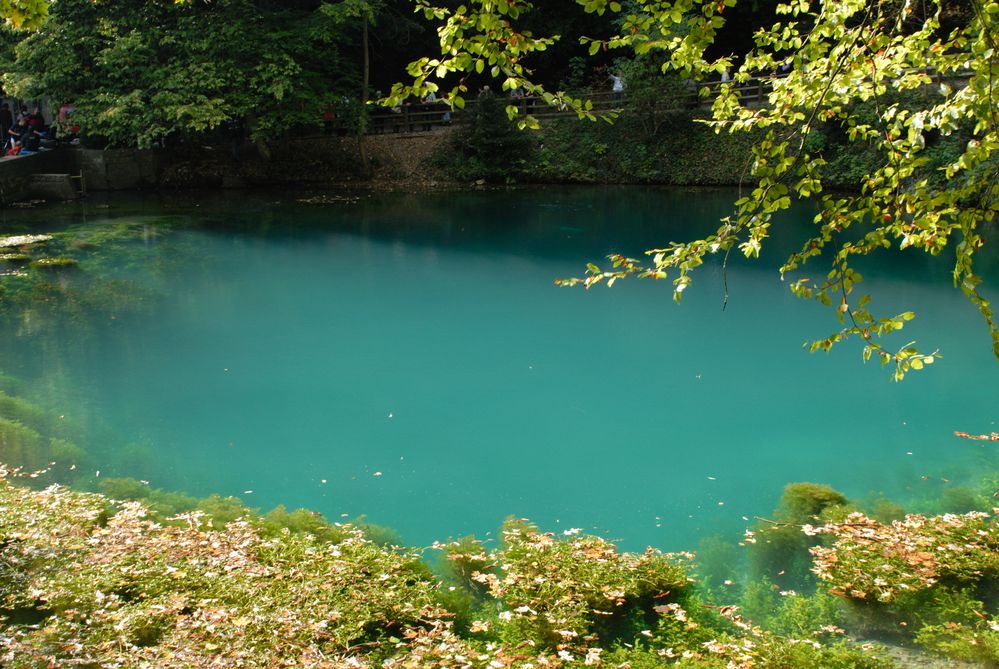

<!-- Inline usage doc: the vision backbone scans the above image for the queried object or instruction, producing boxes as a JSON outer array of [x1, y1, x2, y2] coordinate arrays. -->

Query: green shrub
[[433, 90, 535, 183]]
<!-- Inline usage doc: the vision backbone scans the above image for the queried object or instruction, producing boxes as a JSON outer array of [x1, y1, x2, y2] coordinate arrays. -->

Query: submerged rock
[[0, 234, 53, 248], [30, 257, 78, 269]]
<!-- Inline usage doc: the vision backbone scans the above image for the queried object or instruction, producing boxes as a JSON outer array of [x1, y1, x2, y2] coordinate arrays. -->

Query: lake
[[1, 187, 996, 551]]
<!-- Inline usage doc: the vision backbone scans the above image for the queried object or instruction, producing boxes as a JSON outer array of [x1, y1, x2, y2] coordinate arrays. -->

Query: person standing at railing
[[611, 73, 625, 101], [421, 91, 438, 131]]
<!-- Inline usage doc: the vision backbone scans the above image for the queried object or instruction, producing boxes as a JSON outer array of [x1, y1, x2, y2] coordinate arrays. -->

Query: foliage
[[0, 0, 369, 147], [810, 509, 999, 661], [0, 0, 46, 29], [0, 476, 440, 667], [530, 97, 761, 185], [433, 89, 535, 182], [387, 0, 608, 129], [402, 0, 999, 378], [0, 474, 900, 668], [746, 483, 851, 593]]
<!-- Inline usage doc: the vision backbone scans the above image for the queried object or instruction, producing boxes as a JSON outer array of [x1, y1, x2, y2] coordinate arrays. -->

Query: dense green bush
[[529, 107, 761, 185], [434, 90, 535, 183]]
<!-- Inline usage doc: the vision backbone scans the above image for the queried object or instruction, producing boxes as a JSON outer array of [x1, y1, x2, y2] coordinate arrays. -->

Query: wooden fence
[[346, 69, 970, 135]]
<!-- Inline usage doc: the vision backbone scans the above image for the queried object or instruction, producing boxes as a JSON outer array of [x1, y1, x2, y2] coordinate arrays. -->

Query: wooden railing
[[342, 69, 972, 135]]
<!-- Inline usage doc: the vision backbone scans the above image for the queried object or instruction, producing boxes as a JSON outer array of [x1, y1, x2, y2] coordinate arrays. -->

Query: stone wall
[[74, 147, 162, 191], [0, 150, 76, 204], [0, 130, 453, 204]]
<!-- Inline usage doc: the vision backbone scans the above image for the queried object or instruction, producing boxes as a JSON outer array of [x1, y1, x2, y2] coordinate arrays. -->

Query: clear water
[[2, 187, 997, 551]]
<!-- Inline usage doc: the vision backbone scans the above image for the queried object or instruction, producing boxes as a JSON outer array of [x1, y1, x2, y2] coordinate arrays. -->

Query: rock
[[30, 257, 78, 269], [0, 234, 52, 248]]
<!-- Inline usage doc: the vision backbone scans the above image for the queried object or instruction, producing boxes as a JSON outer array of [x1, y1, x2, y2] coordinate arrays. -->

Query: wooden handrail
[[326, 69, 975, 136]]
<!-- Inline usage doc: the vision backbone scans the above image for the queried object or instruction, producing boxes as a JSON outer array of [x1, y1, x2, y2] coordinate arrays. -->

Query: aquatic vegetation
[[0, 390, 54, 435], [0, 387, 89, 486], [747, 483, 852, 593], [0, 476, 441, 667], [0, 220, 172, 332], [0, 195, 993, 667], [0, 374, 983, 669], [695, 535, 743, 596], [778, 484, 849, 522], [29, 257, 79, 269], [810, 510, 999, 662], [0, 476, 897, 668], [0, 418, 48, 472], [938, 486, 990, 515], [98, 477, 249, 526], [0, 373, 22, 395], [453, 517, 691, 649], [861, 496, 906, 524]]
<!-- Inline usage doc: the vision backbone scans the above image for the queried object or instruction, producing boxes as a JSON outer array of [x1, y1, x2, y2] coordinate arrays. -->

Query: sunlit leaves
[[0, 0, 48, 29], [388, 0, 618, 126], [545, 0, 999, 377]]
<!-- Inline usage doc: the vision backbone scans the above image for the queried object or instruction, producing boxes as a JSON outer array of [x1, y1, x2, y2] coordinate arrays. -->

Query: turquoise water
[[2, 188, 997, 550]]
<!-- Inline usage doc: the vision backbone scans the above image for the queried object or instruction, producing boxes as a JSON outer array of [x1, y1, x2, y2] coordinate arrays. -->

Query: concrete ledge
[[0, 150, 76, 204]]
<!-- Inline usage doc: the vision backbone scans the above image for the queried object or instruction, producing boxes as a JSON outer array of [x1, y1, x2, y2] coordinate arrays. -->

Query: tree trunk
[[357, 15, 371, 179]]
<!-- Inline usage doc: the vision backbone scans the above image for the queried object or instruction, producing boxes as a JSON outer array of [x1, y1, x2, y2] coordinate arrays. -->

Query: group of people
[[1, 102, 72, 157]]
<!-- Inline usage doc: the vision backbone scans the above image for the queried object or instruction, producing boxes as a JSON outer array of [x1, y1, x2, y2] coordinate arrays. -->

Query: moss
[[778, 483, 849, 522], [864, 496, 906, 523], [29, 257, 79, 269], [748, 483, 852, 593]]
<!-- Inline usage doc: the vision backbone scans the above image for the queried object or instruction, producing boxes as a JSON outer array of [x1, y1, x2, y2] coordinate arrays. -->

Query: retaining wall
[[0, 150, 76, 204]]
